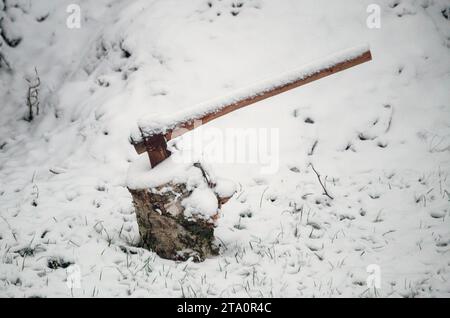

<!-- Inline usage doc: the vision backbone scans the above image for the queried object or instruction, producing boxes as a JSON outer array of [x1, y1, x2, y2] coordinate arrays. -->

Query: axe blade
[[144, 134, 172, 168]]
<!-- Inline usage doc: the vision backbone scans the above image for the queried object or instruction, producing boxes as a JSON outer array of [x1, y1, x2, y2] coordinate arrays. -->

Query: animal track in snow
[[355, 104, 394, 149], [201, 0, 262, 21]]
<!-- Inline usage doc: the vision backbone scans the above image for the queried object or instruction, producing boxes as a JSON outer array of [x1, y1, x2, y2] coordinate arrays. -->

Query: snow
[[0, 0, 450, 298], [182, 187, 219, 222], [213, 178, 237, 200], [127, 155, 201, 190]]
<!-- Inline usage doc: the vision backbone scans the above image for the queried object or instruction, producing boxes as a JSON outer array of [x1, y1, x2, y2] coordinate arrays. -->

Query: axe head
[[132, 133, 171, 168]]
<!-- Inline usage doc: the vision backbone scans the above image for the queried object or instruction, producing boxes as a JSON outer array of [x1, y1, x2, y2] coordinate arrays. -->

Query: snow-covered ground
[[0, 0, 449, 297]]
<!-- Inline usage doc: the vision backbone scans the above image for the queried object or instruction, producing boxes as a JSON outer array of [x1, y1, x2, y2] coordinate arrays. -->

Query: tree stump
[[127, 160, 235, 262]]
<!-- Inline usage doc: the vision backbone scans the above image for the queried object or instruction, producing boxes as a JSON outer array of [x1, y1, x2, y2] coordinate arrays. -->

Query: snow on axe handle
[[131, 45, 372, 168]]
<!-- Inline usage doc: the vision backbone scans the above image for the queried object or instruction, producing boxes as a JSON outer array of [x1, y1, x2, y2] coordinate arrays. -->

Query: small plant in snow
[[25, 67, 40, 122]]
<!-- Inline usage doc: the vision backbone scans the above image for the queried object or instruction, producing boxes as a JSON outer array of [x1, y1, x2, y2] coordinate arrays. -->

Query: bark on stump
[[129, 179, 230, 262]]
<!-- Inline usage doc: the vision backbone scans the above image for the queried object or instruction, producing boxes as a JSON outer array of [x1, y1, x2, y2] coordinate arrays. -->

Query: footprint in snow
[[356, 104, 393, 148]]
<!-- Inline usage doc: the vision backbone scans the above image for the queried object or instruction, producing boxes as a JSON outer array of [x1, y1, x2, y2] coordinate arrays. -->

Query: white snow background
[[0, 0, 449, 297]]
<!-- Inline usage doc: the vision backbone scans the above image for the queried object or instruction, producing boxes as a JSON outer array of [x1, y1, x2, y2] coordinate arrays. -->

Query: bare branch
[[309, 163, 334, 200], [25, 67, 40, 121]]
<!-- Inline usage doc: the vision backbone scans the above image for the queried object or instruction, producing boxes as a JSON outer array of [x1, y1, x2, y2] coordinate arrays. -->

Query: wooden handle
[[133, 48, 372, 154]]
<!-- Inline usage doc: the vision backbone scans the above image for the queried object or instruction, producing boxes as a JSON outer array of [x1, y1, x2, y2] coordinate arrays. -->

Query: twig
[[193, 162, 215, 188], [0, 215, 17, 241], [308, 140, 318, 156], [25, 67, 40, 121], [259, 186, 269, 208], [385, 105, 394, 133], [0, 50, 11, 70], [309, 163, 334, 200]]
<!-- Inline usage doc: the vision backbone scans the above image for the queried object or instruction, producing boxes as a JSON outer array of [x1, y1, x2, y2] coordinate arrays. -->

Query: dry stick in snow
[[309, 163, 334, 200], [25, 67, 40, 121], [260, 186, 269, 208], [385, 105, 394, 133], [0, 215, 17, 241], [0, 51, 11, 70], [308, 140, 318, 156], [193, 162, 214, 188]]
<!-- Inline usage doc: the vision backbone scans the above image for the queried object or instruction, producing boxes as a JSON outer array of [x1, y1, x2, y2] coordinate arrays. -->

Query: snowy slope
[[0, 0, 449, 297]]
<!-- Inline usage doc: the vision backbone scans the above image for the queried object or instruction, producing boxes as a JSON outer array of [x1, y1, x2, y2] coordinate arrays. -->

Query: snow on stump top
[[130, 45, 372, 168]]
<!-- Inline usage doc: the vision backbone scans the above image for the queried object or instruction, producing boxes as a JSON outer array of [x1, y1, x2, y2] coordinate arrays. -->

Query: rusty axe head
[[130, 118, 201, 168], [131, 133, 172, 168]]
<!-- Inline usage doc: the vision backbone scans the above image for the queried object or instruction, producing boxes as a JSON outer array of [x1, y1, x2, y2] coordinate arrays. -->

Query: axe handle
[[134, 48, 372, 155], [166, 50, 372, 140]]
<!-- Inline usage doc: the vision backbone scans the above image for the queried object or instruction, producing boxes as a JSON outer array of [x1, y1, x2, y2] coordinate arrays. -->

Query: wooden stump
[[128, 163, 234, 262]]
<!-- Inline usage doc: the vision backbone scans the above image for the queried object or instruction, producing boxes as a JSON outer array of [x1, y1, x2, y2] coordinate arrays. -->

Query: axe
[[130, 45, 372, 167]]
